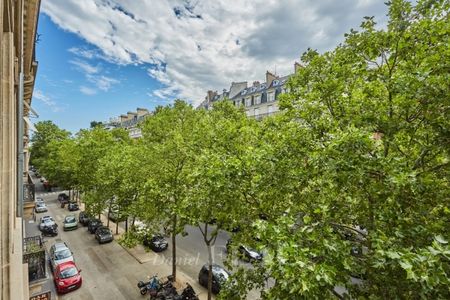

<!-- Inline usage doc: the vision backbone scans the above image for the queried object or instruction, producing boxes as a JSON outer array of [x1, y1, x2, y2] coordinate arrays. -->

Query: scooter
[[137, 275, 161, 296], [179, 283, 199, 300]]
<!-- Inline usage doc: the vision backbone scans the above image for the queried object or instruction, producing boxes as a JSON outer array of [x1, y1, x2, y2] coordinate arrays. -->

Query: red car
[[53, 261, 82, 294]]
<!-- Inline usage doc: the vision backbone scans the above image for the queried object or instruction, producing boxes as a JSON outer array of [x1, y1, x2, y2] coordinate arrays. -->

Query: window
[[245, 97, 251, 107], [267, 92, 275, 102], [254, 94, 261, 105]]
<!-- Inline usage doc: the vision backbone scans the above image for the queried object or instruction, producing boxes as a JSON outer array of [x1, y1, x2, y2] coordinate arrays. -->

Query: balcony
[[249, 111, 280, 120], [23, 236, 46, 282]]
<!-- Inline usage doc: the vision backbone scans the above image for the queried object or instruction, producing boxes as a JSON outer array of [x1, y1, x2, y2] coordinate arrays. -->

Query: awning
[[23, 116, 38, 132], [23, 100, 39, 118]]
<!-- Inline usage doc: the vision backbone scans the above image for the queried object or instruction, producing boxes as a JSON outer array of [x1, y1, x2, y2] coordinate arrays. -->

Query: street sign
[[30, 291, 51, 300]]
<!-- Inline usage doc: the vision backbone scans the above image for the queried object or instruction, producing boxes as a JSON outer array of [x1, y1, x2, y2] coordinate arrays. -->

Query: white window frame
[[254, 94, 261, 105]]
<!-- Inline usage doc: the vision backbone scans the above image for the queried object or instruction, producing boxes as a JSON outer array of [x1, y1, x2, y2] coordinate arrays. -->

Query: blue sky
[[33, 14, 166, 133], [33, 0, 389, 134]]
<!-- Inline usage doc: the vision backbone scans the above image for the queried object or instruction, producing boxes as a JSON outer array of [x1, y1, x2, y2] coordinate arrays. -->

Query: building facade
[[198, 62, 301, 119], [105, 107, 151, 139], [1, 0, 41, 299]]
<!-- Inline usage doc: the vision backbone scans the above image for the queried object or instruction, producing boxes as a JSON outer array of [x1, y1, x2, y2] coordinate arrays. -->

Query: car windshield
[[55, 249, 71, 260], [98, 228, 109, 234], [43, 219, 53, 225], [65, 216, 76, 223], [59, 267, 78, 279]]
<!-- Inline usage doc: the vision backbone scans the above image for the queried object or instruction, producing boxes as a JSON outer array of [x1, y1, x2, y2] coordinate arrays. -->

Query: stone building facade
[[1, 0, 41, 299], [198, 62, 302, 119], [105, 107, 152, 139]]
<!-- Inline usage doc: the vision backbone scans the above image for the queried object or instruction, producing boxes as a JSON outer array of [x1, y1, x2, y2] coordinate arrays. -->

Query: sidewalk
[[95, 212, 213, 300]]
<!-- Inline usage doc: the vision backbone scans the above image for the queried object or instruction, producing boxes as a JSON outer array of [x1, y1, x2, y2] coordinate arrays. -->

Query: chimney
[[229, 81, 248, 99], [294, 62, 302, 73], [127, 111, 137, 120], [136, 107, 149, 117], [253, 81, 260, 87], [266, 71, 277, 87], [206, 90, 217, 101]]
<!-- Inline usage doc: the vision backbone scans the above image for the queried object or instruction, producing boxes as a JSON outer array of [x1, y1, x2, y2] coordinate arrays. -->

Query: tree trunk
[[107, 201, 112, 227], [172, 214, 177, 281], [207, 242, 213, 300], [125, 218, 128, 232], [115, 221, 119, 235]]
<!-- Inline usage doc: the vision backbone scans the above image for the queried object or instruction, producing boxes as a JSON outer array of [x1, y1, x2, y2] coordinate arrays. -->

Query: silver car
[[39, 216, 56, 230], [49, 240, 74, 270], [35, 202, 48, 213]]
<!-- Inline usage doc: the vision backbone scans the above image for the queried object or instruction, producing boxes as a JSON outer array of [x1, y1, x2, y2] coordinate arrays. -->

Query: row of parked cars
[[78, 211, 114, 243]]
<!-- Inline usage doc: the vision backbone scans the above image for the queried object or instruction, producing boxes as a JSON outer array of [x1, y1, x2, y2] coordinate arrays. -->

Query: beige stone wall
[[1, 0, 40, 298]]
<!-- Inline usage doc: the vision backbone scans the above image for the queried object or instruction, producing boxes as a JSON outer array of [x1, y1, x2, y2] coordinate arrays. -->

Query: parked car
[[58, 193, 70, 204], [39, 216, 56, 231], [88, 219, 103, 234], [43, 180, 52, 192], [35, 202, 48, 213], [198, 264, 230, 294], [49, 240, 74, 271], [67, 202, 79, 211], [53, 261, 82, 294], [95, 226, 114, 244], [226, 239, 263, 262], [35, 197, 44, 203], [78, 211, 92, 226], [108, 209, 127, 223], [63, 215, 78, 231], [143, 234, 168, 252]]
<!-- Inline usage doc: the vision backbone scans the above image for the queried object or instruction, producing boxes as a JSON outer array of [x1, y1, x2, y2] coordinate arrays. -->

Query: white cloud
[[69, 58, 119, 92], [86, 75, 119, 91], [79, 86, 97, 95], [42, 0, 389, 105], [33, 89, 62, 112], [69, 59, 100, 74]]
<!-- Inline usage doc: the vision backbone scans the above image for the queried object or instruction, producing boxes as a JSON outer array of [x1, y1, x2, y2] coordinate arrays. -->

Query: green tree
[[90, 121, 103, 128], [237, 0, 450, 298], [75, 127, 130, 214], [139, 100, 201, 281], [30, 120, 71, 171], [186, 100, 262, 300]]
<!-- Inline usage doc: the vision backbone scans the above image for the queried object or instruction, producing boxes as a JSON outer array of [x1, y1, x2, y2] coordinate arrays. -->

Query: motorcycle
[[179, 283, 199, 300], [137, 275, 199, 300], [41, 225, 58, 237], [137, 275, 161, 296]]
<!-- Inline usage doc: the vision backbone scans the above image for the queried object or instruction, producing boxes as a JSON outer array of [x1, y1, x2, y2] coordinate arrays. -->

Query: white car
[[36, 197, 44, 203], [35, 202, 48, 213], [39, 216, 56, 230], [49, 240, 74, 270]]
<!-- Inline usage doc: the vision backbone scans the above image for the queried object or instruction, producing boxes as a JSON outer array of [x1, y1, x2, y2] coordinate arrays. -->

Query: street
[[30, 174, 260, 300]]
